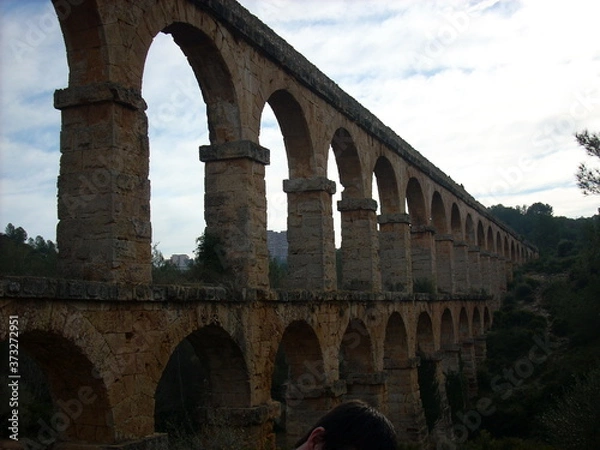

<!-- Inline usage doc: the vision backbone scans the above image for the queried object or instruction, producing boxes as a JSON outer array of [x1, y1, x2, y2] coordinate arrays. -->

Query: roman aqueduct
[[0, 0, 536, 448]]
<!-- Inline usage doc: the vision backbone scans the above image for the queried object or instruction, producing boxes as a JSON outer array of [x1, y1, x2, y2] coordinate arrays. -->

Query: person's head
[[294, 400, 398, 450]]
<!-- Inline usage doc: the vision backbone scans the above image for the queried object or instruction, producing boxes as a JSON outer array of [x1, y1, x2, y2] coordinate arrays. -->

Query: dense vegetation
[[0, 223, 57, 277], [458, 204, 600, 449]]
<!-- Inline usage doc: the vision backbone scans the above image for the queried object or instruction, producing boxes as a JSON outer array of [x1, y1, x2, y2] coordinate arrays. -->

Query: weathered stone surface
[[9, 0, 537, 447]]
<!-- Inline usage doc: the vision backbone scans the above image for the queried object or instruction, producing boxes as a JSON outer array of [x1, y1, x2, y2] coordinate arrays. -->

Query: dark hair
[[294, 400, 398, 450]]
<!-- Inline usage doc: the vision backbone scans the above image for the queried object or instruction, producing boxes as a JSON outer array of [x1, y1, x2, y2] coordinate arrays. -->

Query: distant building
[[267, 230, 288, 262], [169, 254, 191, 270]]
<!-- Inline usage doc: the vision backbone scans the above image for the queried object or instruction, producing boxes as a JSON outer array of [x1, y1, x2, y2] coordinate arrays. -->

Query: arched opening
[[271, 321, 326, 449], [431, 192, 447, 234], [458, 308, 478, 398], [373, 157, 400, 216], [0, 331, 112, 446], [259, 97, 288, 287], [466, 215, 481, 291], [416, 312, 435, 357], [263, 90, 335, 290], [332, 129, 378, 291], [407, 179, 435, 293], [374, 157, 408, 292], [155, 325, 250, 446], [487, 227, 495, 253], [496, 232, 502, 255], [451, 204, 462, 240], [440, 309, 455, 349], [451, 204, 469, 293], [143, 32, 207, 268], [432, 192, 453, 293], [465, 215, 475, 245], [416, 312, 441, 432], [384, 312, 418, 440], [406, 178, 427, 227], [339, 319, 377, 405]]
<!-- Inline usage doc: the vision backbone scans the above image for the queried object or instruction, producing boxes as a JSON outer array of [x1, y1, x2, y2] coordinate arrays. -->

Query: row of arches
[[52, 0, 535, 287], [1, 299, 492, 448]]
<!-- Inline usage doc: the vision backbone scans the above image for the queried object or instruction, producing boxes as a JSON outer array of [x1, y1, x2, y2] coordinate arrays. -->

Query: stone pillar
[[460, 339, 478, 399], [435, 235, 455, 294], [200, 140, 270, 291], [441, 344, 461, 375], [480, 251, 492, 295], [453, 241, 470, 294], [473, 336, 487, 366], [283, 177, 337, 291], [468, 246, 481, 293], [197, 403, 280, 450], [282, 382, 345, 449], [384, 358, 428, 443], [490, 254, 500, 296], [54, 82, 151, 283], [418, 354, 452, 438], [411, 226, 437, 292], [378, 213, 412, 292], [337, 198, 381, 291], [505, 259, 514, 285], [498, 256, 507, 292], [344, 372, 386, 408], [433, 354, 453, 435]]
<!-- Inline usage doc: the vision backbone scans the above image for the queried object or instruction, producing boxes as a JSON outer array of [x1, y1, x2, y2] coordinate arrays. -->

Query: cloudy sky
[[1, 0, 599, 257]]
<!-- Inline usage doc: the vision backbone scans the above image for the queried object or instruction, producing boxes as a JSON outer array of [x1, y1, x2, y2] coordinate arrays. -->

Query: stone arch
[[476, 221, 485, 248], [451, 203, 462, 240], [273, 320, 327, 446], [458, 307, 477, 398], [331, 128, 364, 199], [465, 214, 475, 244], [431, 191, 447, 234], [440, 309, 455, 348], [154, 324, 251, 442], [408, 179, 436, 290], [384, 312, 422, 440], [266, 89, 314, 177], [486, 226, 495, 253], [416, 312, 435, 356], [55, 3, 246, 283], [340, 318, 375, 375], [384, 312, 410, 365], [432, 192, 453, 293], [340, 318, 378, 404], [8, 330, 113, 444], [53, 0, 104, 86], [406, 178, 428, 227], [165, 22, 242, 144], [373, 156, 401, 214], [332, 128, 380, 291]]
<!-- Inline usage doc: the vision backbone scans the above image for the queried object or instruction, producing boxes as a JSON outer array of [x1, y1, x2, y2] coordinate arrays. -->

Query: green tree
[[0, 223, 57, 276], [575, 130, 600, 195]]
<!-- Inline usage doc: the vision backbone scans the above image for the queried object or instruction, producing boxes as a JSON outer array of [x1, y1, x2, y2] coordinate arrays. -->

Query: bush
[[538, 368, 600, 450]]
